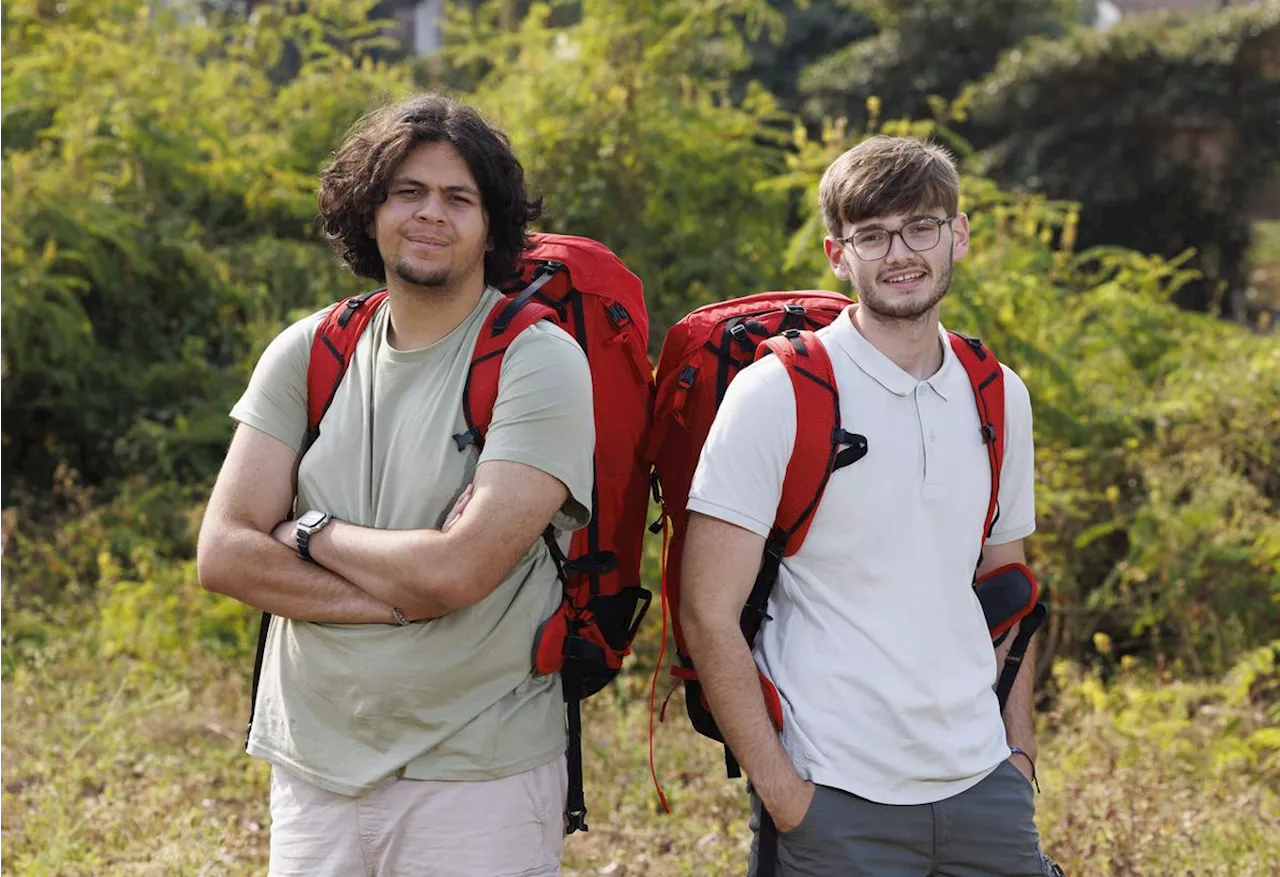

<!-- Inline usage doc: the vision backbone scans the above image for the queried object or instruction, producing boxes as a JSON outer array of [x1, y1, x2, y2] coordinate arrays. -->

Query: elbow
[[680, 600, 710, 660], [427, 574, 492, 614], [195, 522, 239, 597], [402, 557, 492, 615], [195, 535, 228, 595]]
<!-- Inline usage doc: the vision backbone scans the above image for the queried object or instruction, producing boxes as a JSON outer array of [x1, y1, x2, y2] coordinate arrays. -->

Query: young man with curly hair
[[197, 93, 593, 876], [681, 135, 1054, 875]]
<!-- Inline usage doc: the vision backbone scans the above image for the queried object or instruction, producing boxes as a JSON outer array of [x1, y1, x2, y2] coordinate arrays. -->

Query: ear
[[824, 237, 851, 282], [950, 213, 971, 262]]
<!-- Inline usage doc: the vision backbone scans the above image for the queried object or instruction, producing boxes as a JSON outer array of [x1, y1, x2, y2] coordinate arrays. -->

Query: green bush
[[1, 0, 1275, 681], [965, 3, 1280, 319], [797, 0, 1080, 127], [1, 0, 399, 497]]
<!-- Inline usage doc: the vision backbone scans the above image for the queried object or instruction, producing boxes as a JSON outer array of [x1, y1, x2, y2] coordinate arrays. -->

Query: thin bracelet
[[1009, 746, 1040, 793], [392, 607, 410, 626]]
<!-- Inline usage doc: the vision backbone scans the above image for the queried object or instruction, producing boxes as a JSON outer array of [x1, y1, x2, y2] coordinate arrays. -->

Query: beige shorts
[[268, 756, 568, 877]]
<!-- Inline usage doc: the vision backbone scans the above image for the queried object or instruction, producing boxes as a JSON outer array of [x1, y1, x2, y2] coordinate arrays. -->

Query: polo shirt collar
[[825, 306, 962, 400]]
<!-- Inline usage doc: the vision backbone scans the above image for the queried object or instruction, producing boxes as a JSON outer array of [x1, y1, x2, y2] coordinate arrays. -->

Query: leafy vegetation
[[797, 0, 1081, 126], [3, 0, 1278, 873], [966, 2, 1280, 318]]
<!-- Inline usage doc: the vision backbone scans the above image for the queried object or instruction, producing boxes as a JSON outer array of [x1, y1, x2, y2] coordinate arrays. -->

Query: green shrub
[[965, 3, 1280, 319]]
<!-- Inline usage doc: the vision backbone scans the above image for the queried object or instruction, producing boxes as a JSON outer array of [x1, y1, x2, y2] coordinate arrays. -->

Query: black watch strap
[[295, 512, 332, 563], [297, 527, 316, 562]]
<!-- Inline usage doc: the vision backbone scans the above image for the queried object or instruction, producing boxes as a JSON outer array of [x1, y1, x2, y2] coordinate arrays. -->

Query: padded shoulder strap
[[305, 289, 388, 444], [946, 332, 1006, 542], [755, 330, 842, 557], [455, 295, 557, 451]]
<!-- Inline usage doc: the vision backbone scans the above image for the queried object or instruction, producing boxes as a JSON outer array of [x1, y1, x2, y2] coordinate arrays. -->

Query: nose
[[884, 229, 914, 263], [414, 191, 447, 224]]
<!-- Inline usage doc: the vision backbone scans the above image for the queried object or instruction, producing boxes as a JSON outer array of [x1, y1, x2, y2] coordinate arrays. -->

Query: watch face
[[297, 510, 328, 529]]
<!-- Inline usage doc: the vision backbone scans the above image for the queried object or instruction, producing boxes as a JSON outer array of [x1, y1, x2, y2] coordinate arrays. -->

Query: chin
[[393, 261, 451, 289], [864, 291, 945, 321]]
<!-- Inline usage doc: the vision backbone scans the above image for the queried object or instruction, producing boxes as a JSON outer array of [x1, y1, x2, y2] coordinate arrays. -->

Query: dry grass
[[3, 630, 1278, 876]]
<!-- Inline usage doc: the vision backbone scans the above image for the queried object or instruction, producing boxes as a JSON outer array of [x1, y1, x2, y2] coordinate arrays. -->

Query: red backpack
[[647, 292, 1045, 799], [246, 233, 654, 833]]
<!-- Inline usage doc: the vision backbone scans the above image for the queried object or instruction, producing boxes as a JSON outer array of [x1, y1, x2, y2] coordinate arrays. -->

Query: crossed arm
[[196, 424, 567, 622]]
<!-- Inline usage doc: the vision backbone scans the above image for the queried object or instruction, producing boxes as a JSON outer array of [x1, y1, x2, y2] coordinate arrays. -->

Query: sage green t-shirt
[[229, 286, 594, 796]]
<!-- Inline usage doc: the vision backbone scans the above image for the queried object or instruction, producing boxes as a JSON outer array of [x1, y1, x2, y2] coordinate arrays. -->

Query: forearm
[[307, 520, 456, 618], [999, 627, 1038, 756], [687, 620, 802, 812], [198, 524, 399, 624]]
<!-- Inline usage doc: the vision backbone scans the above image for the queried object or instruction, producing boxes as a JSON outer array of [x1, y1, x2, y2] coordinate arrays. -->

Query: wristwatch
[[295, 510, 333, 562]]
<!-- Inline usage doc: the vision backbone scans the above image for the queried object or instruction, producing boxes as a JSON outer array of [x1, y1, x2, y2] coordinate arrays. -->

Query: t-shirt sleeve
[[986, 364, 1036, 546], [480, 322, 595, 532], [228, 310, 325, 454], [686, 356, 796, 539]]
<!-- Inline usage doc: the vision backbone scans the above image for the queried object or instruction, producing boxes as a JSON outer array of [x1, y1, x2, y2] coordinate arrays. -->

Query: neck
[[850, 302, 944, 380], [383, 274, 487, 350]]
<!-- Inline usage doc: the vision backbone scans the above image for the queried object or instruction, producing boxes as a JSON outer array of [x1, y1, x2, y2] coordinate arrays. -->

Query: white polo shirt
[[687, 306, 1035, 805]]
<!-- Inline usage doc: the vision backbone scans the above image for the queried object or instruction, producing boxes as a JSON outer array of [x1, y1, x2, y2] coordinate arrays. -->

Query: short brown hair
[[818, 135, 960, 236], [317, 92, 542, 286]]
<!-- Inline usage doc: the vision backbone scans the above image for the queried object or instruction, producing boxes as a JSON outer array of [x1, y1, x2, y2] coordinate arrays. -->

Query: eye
[[448, 194, 473, 205], [856, 231, 888, 247]]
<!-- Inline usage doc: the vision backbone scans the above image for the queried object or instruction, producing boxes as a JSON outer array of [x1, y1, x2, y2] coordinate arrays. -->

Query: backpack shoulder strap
[[305, 289, 388, 448], [946, 331, 1006, 543], [755, 329, 848, 557], [453, 295, 557, 451]]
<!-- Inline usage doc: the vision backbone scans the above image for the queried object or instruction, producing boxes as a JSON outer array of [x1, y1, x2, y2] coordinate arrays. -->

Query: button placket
[[918, 384, 945, 499]]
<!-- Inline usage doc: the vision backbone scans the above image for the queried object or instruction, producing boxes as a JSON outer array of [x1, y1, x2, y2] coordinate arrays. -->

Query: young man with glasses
[[680, 135, 1052, 875]]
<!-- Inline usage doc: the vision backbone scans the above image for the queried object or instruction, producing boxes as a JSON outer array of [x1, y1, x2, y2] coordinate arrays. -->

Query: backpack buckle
[[782, 304, 805, 315], [605, 302, 632, 329], [535, 259, 566, 279], [676, 365, 697, 391], [964, 335, 988, 360], [980, 423, 997, 444]]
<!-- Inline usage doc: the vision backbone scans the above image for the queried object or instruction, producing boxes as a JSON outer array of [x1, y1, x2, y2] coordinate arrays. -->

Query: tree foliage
[[1, 0, 1276, 677], [965, 3, 1280, 318], [443, 0, 805, 335], [1, 0, 409, 496], [796, 0, 1081, 126]]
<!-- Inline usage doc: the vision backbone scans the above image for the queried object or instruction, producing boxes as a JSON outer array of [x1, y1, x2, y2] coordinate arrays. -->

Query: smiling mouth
[[407, 237, 450, 248], [881, 270, 927, 286]]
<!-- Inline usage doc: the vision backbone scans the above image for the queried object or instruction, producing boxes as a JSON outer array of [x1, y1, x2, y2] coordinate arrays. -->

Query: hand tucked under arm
[[303, 460, 568, 619]]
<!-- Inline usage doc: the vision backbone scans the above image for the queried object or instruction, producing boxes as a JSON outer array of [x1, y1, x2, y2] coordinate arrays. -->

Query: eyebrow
[[850, 215, 941, 234], [389, 177, 481, 198]]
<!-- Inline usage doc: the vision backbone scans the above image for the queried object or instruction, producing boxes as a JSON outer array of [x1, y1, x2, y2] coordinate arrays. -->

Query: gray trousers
[[749, 760, 1051, 877]]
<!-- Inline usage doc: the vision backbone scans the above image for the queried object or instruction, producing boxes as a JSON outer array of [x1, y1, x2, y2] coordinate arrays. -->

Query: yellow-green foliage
[[3, 0, 1276, 712], [3, 2, 1279, 873], [4, 607, 1278, 875]]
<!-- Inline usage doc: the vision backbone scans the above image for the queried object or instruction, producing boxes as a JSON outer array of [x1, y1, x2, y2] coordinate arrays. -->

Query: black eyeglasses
[[837, 215, 958, 261]]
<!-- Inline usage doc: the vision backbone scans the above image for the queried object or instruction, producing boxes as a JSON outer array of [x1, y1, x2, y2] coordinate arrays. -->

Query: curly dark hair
[[317, 92, 542, 287]]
